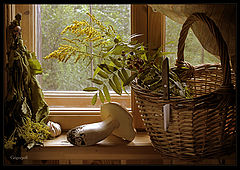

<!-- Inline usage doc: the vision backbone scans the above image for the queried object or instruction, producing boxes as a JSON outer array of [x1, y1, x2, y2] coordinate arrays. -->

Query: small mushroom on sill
[[66, 102, 136, 146], [47, 121, 62, 138]]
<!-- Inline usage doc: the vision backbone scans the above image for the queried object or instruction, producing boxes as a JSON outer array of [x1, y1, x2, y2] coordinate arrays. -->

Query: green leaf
[[107, 65, 118, 72], [28, 52, 43, 75], [111, 44, 125, 55], [109, 56, 122, 68], [180, 67, 189, 70], [97, 70, 109, 79], [83, 87, 99, 91], [102, 45, 114, 52], [165, 40, 175, 46], [98, 64, 112, 74], [138, 69, 149, 80], [109, 79, 121, 95], [99, 90, 105, 103], [139, 46, 147, 61], [123, 72, 138, 86], [149, 79, 162, 91], [93, 66, 101, 78], [87, 78, 103, 85], [102, 50, 113, 58], [144, 76, 160, 86], [114, 35, 122, 43], [98, 64, 117, 73], [103, 85, 111, 102], [121, 68, 129, 80], [141, 53, 147, 61], [92, 93, 98, 105], [169, 77, 184, 92], [161, 52, 175, 56], [169, 70, 181, 82], [118, 70, 126, 83], [113, 74, 122, 94], [102, 44, 120, 57], [27, 141, 36, 150], [121, 80, 129, 95]]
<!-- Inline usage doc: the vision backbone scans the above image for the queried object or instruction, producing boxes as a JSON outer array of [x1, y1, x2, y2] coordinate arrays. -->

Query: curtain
[[148, 4, 236, 72]]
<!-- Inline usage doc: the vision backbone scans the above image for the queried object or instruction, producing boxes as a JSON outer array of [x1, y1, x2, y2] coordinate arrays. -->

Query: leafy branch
[[44, 13, 192, 105]]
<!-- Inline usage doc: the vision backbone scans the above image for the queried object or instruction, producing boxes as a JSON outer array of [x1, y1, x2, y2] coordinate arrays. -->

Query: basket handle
[[176, 13, 232, 87]]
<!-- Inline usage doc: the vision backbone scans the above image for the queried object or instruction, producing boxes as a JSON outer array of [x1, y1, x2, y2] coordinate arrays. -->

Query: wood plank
[[44, 94, 131, 109], [126, 159, 163, 165], [130, 4, 165, 130], [21, 132, 236, 165], [69, 160, 83, 164], [147, 5, 165, 55], [21, 132, 164, 161], [131, 4, 148, 44], [15, 4, 35, 52], [83, 160, 121, 165], [131, 4, 148, 130]]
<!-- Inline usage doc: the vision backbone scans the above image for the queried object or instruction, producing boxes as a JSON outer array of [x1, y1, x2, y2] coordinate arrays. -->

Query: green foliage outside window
[[39, 4, 131, 91], [165, 16, 220, 67]]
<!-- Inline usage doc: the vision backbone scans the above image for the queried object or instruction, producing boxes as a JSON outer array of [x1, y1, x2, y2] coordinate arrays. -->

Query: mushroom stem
[[67, 116, 120, 146]]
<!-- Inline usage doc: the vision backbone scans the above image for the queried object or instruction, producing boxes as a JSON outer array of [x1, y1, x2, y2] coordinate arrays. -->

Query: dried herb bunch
[[4, 13, 50, 154], [45, 13, 191, 105]]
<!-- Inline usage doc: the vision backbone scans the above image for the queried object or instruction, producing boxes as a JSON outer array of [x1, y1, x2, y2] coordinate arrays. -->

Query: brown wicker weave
[[131, 13, 236, 161]]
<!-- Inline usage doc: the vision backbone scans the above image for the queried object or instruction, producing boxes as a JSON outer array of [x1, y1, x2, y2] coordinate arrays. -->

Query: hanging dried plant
[[4, 13, 50, 154]]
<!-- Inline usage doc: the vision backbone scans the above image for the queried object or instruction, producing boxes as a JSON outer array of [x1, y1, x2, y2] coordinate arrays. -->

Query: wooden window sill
[[21, 132, 164, 163], [21, 132, 236, 165]]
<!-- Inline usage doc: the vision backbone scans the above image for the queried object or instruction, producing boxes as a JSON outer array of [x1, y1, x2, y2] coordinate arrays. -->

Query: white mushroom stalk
[[67, 102, 136, 146]]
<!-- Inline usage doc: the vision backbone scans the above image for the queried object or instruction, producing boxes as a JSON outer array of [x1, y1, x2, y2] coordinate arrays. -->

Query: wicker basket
[[131, 13, 236, 161]]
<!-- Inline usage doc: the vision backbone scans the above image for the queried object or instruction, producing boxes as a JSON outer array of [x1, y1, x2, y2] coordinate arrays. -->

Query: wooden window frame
[[4, 4, 165, 131], [131, 4, 165, 129]]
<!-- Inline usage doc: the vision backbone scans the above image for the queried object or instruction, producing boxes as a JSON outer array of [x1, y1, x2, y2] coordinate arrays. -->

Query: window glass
[[165, 16, 220, 67], [37, 4, 131, 91]]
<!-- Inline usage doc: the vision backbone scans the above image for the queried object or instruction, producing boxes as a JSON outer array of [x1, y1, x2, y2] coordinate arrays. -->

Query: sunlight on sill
[[49, 107, 132, 115]]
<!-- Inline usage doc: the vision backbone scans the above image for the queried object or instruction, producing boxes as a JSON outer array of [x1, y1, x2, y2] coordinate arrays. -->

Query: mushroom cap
[[100, 102, 136, 141]]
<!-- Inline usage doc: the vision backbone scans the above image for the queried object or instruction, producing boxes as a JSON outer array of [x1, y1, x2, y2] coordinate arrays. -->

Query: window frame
[[5, 4, 165, 131]]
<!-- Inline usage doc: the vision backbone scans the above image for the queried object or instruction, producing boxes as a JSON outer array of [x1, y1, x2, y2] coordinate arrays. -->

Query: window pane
[[37, 4, 131, 91], [165, 16, 220, 67]]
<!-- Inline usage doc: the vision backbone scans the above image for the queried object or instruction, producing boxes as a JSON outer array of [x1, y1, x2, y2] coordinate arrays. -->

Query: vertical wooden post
[[147, 6, 165, 56], [15, 4, 36, 52], [131, 4, 165, 130], [131, 4, 148, 130]]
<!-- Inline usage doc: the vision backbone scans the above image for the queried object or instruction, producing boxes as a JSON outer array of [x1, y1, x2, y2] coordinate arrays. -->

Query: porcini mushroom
[[67, 102, 136, 146]]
